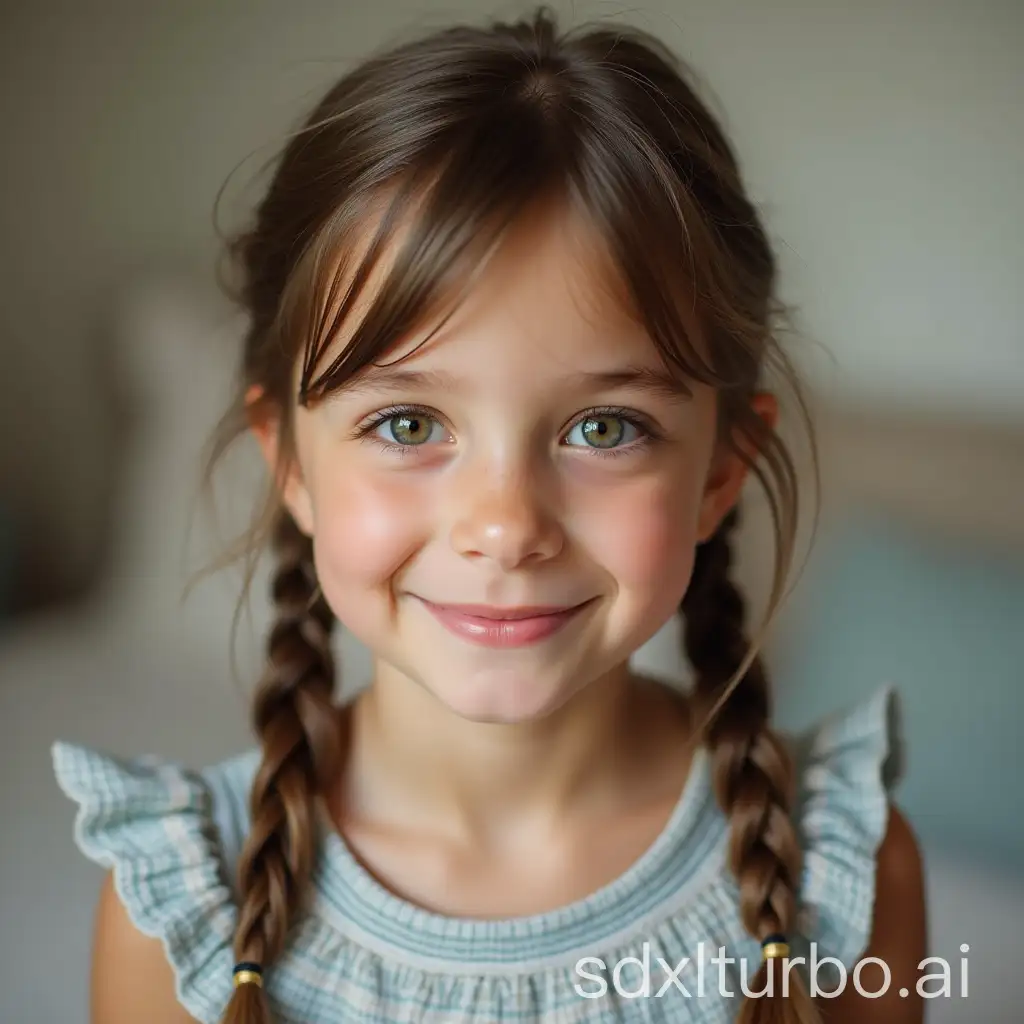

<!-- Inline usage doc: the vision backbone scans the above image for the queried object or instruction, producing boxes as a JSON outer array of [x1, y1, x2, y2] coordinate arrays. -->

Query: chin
[[428, 667, 580, 724]]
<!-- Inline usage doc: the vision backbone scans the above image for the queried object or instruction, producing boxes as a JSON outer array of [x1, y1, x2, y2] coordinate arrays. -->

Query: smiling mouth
[[415, 597, 596, 647]]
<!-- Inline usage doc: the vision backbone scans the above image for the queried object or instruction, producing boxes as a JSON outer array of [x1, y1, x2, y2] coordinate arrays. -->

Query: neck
[[342, 661, 670, 845]]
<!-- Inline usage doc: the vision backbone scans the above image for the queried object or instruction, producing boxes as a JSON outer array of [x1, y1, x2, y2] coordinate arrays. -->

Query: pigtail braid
[[682, 507, 819, 1023], [220, 509, 341, 1024]]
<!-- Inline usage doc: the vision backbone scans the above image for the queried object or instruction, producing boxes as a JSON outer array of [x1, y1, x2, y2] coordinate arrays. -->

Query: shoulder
[[91, 871, 201, 1024], [52, 741, 261, 1024], [861, 805, 927, 992], [875, 802, 925, 896], [812, 804, 927, 1021], [872, 802, 927, 965], [784, 687, 925, 979]]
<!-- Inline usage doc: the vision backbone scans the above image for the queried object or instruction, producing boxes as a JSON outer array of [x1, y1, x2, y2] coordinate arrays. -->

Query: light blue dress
[[52, 686, 900, 1023]]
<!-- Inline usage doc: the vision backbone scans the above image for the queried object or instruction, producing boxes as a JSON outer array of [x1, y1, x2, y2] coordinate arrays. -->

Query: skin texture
[[262, 201, 753, 843], [89, 202, 926, 1023], [280, 201, 740, 730]]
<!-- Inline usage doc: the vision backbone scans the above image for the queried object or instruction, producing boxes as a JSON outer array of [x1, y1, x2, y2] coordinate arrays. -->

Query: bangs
[[271, 58, 766, 411], [287, 103, 563, 407]]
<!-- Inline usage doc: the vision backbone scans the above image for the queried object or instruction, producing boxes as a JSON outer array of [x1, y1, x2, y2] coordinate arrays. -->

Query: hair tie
[[232, 962, 264, 989], [760, 934, 790, 960]]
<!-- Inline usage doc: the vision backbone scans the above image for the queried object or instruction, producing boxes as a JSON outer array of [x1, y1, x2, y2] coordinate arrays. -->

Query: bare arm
[[816, 804, 927, 1023], [91, 871, 200, 1024]]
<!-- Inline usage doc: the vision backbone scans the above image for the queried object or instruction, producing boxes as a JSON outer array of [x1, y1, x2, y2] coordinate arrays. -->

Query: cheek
[[580, 470, 703, 597], [307, 463, 426, 591]]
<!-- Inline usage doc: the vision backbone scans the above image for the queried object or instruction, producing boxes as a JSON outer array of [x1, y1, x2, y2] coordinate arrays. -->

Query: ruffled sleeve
[[790, 685, 904, 974], [52, 741, 238, 1024]]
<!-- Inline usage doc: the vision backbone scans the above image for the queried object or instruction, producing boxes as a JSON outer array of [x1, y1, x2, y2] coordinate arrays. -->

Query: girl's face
[[257, 201, 764, 723]]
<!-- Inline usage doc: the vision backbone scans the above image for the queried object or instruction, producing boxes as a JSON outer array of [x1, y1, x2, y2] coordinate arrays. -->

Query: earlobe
[[285, 477, 316, 537], [246, 384, 315, 537], [696, 453, 746, 542], [696, 393, 779, 542]]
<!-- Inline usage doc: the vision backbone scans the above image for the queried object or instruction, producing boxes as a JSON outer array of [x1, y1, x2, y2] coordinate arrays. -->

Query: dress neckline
[[307, 740, 726, 972]]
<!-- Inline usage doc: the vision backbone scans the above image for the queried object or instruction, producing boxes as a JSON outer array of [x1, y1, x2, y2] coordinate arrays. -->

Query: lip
[[416, 598, 594, 648]]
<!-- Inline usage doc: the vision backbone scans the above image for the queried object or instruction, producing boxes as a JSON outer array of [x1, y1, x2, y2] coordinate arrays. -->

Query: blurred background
[[0, 1, 1021, 1021]]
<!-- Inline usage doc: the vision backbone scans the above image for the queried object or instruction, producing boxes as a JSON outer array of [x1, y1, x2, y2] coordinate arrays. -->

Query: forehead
[[415, 205, 648, 365], [307, 193, 700, 395]]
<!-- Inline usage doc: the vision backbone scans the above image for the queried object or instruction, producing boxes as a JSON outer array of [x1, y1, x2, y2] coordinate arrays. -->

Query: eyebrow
[[337, 364, 693, 401], [571, 367, 694, 401]]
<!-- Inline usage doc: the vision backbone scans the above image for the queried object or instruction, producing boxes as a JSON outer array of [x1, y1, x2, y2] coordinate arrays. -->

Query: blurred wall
[[1, 2, 1021, 1023], [1, 0, 1021, 613]]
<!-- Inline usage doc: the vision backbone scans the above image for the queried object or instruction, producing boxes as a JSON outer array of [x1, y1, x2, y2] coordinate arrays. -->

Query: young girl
[[53, 9, 926, 1024]]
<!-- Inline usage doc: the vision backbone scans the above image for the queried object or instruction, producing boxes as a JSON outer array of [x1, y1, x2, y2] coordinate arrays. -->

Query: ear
[[696, 392, 778, 543], [246, 385, 315, 536]]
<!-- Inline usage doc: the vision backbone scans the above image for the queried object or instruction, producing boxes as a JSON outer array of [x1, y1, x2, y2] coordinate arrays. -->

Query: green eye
[[380, 413, 439, 445], [566, 414, 637, 449]]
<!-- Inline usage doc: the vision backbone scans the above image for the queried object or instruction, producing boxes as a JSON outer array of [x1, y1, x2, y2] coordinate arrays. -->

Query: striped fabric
[[52, 685, 899, 1023]]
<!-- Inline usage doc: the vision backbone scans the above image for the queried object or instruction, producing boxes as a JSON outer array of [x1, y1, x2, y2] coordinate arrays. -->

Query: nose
[[448, 462, 564, 570]]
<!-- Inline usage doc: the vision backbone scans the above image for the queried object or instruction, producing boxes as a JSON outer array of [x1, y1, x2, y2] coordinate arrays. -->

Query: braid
[[220, 510, 341, 1024], [682, 507, 819, 1023]]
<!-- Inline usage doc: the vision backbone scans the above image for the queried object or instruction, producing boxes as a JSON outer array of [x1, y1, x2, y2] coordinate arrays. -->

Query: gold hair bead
[[232, 962, 264, 989], [761, 934, 790, 960]]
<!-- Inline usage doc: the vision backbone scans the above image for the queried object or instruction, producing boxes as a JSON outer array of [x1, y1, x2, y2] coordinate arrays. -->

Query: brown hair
[[205, 7, 820, 1023]]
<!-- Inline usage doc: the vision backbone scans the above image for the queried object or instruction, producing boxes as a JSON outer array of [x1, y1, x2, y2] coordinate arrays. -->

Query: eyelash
[[353, 404, 661, 458], [353, 405, 448, 459]]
